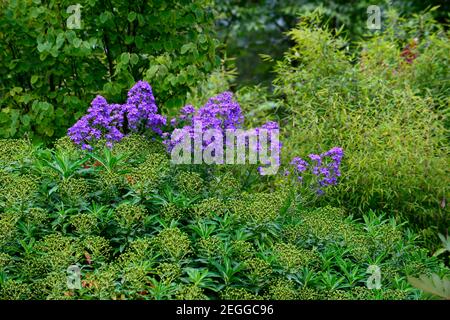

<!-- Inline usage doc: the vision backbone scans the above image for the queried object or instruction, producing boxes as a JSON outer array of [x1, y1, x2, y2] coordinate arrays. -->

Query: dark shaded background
[[215, 0, 449, 87]]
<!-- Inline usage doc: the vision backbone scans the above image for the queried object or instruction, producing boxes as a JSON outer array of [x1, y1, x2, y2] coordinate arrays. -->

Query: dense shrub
[[0, 137, 448, 300], [272, 10, 449, 246], [1, 1, 448, 302], [0, 0, 218, 141], [215, 1, 450, 87]]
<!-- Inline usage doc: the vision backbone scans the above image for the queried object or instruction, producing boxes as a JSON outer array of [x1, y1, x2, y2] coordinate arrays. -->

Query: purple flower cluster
[[290, 147, 344, 194], [196, 92, 243, 131], [124, 81, 166, 135], [291, 157, 309, 178], [68, 81, 166, 149], [255, 121, 282, 173], [165, 91, 244, 151], [166, 92, 281, 175]]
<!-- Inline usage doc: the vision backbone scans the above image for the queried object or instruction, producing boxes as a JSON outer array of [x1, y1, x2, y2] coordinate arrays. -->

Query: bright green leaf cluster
[[0, 1, 218, 141]]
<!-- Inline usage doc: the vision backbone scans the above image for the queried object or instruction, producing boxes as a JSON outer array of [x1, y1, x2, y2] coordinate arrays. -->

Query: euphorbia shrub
[[0, 137, 448, 300]]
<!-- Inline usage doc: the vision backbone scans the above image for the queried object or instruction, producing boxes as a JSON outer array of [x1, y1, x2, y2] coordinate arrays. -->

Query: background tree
[[0, 0, 218, 142]]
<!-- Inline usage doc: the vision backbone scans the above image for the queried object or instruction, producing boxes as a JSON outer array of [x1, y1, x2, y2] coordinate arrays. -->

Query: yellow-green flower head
[[155, 227, 191, 260], [113, 203, 147, 228], [176, 171, 204, 196]]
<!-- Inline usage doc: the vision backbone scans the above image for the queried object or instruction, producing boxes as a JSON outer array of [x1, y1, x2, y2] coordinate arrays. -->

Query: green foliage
[[155, 227, 191, 260], [176, 284, 208, 300], [208, 170, 241, 198], [70, 213, 98, 235], [0, 211, 19, 247], [272, 243, 318, 273], [215, 1, 449, 87], [267, 278, 297, 300], [54, 136, 82, 159], [0, 252, 11, 270], [215, 0, 302, 86], [231, 240, 254, 261], [156, 263, 182, 284], [283, 206, 372, 260], [197, 236, 224, 258], [126, 153, 170, 193], [0, 0, 218, 141], [160, 203, 183, 222], [433, 233, 450, 264], [111, 134, 166, 161], [192, 198, 226, 219], [0, 124, 448, 300], [113, 203, 146, 229], [408, 274, 450, 299], [230, 191, 288, 224], [235, 85, 280, 128], [220, 287, 261, 300], [272, 10, 449, 244], [0, 172, 39, 207], [81, 235, 112, 263], [35, 233, 81, 271], [0, 280, 32, 300], [58, 177, 90, 204], [0, 139, 33, 165], [244, 257, 272, 283], [175, 171, 205, 197]]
